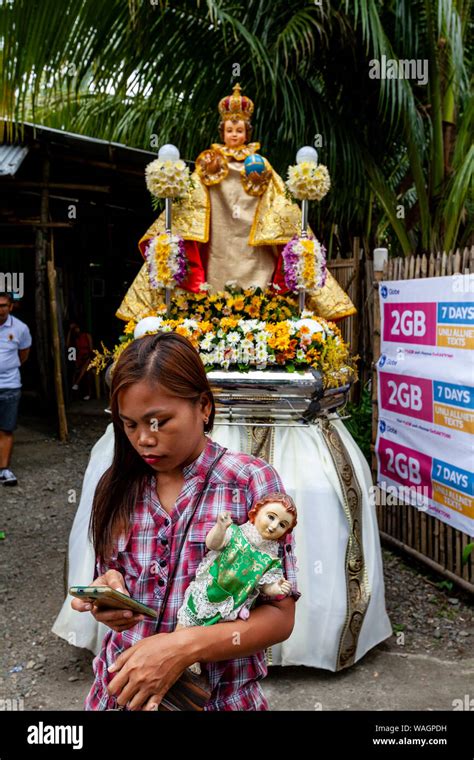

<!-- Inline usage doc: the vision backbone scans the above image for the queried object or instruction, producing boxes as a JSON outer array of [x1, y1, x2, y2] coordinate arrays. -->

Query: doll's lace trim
[[239, 520, 279, 557]]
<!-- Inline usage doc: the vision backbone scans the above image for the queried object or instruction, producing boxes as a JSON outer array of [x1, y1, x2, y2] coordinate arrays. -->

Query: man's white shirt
[[0, 313, 32, 388]]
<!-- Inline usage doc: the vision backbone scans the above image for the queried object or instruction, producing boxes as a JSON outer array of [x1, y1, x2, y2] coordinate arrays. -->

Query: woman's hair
[[91, 331, 216, 561], [218, 117, 253, 143], [248, 492, 297, 538]]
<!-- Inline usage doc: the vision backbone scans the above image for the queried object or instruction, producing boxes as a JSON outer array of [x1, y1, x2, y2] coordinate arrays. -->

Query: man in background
[[0, 292, 32, 486]]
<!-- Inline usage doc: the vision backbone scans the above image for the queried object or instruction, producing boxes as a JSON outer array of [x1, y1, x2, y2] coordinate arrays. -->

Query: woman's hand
[[70, 569, 145, 633], [107, 629, 192, 711]]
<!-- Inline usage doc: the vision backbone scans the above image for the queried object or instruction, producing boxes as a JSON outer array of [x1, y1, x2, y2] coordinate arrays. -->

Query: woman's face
[[117, 380, 212, 474], [223, 119, 247, 147]]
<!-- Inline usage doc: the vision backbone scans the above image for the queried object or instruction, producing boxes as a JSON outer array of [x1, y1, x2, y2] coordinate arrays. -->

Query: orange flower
[[246, 304, 260, 318]]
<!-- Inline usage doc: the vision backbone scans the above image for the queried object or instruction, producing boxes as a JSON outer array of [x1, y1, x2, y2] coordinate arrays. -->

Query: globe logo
[[380, 285, 388, 299], [378, 354, 386, 367], [244, 154, 265, 176], [379, 420, 386, 433]]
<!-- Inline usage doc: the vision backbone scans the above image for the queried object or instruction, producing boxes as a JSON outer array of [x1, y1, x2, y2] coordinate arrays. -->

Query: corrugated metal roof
[[1, 120, 157, 167], [0, 144, 29, 177]]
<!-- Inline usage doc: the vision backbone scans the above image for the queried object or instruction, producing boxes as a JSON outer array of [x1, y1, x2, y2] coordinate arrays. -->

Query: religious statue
[[116, 83, 356, 323], [175, 493, 298, 675]]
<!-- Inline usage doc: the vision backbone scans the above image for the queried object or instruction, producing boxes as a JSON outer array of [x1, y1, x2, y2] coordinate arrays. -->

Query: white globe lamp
[[133, 316, 163, 339], [158, 144, 180, 162], [296, 146, 318, 165]]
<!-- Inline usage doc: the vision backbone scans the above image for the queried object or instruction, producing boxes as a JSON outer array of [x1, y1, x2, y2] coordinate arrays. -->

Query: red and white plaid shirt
[[84, 437, 301, 711]]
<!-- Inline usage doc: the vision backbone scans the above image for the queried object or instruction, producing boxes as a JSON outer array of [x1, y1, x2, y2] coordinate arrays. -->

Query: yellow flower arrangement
[[144, 233, 187, 289], [88, 287, 357, 386]]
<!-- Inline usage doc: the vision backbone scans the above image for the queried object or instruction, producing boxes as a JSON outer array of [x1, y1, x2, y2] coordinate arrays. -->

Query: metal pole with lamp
[[157, 143, 181, 315], [295, 146, 318, 314]]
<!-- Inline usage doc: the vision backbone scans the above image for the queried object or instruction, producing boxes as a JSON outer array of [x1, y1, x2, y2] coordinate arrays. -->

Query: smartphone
[[69, 585, 157, 619]]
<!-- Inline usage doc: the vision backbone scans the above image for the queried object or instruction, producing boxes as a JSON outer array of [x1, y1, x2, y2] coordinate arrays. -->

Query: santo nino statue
[[116, 83, 355, 323]]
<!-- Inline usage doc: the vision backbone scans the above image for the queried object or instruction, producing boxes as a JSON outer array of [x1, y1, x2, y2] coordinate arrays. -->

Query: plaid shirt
[[84, 437, 301, 711]]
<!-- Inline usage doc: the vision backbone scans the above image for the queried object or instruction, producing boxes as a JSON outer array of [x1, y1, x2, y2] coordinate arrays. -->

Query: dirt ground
[[0, 400, 472, 711]]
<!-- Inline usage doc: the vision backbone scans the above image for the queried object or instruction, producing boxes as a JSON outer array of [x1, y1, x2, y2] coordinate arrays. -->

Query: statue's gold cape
[[116, 143, 355, 323]]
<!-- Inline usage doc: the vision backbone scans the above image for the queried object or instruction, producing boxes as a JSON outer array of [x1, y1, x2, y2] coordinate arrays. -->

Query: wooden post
[[47, 232, 68, 441], [371, 248, 388, 485], [34, 153, 52, 403], [351, 237, 361, 403]]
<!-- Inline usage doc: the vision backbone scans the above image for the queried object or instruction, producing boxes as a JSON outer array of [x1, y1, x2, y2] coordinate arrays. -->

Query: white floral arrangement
[[286, 162, 331, 201], [122, 313, 355, 386], [90, 289, 357, 388], [145, 158, 192, 198]]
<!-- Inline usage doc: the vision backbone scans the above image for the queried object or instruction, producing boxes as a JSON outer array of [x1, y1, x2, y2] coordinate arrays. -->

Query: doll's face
[[254, 502, 294, 541], [223, 119, 247, 147]]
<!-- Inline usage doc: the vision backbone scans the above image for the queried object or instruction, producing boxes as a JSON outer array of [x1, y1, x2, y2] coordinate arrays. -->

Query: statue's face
[[223, 119, 247, 147], [254, 502, 294, 541]]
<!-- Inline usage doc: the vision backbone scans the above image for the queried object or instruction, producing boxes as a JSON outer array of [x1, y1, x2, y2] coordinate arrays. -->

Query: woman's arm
[[181, 595, 295, 664], [107, 596, 295, 710]]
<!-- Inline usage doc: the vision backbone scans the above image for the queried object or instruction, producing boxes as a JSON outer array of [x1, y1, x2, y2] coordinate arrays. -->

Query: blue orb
[[244, 154, 265, 176]]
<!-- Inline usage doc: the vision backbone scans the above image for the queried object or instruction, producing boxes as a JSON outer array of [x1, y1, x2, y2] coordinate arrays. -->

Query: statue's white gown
[[52, 420, 392, 670]]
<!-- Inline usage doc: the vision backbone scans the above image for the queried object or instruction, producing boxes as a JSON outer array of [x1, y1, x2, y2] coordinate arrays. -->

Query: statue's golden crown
[[218, 83, 254, 122]]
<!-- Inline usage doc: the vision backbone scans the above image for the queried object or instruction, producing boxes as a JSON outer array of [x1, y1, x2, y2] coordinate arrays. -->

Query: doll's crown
[[218, 83, 254, 122]]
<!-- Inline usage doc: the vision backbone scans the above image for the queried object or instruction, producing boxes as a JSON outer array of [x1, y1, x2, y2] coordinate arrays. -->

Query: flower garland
[[286, 162, 331, 201], [144, 233, 187, 289], [89, 307, 357, 388], [145, 158, 191, 199], [281, 236, 327, 293]]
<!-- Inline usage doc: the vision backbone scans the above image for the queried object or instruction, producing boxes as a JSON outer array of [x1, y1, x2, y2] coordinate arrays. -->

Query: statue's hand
[[247, 168, 272, 184], [203, 151, 223, 175], [279, 578, 292, 595], [218, 511, 233, 529]]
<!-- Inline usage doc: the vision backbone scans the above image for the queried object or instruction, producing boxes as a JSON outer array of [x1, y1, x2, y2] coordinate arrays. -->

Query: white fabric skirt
[[52, 419, 392, 669]]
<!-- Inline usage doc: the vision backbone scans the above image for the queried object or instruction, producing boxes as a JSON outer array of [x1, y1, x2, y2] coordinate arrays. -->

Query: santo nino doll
[[175, 492, 298, 672]]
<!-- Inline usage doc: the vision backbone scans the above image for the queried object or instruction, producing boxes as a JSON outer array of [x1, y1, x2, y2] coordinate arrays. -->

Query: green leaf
[[462, 542, 474, 566]]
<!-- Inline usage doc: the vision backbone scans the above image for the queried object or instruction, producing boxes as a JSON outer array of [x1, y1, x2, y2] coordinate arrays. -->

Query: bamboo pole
[[351, 238, 361, 404], [371, 249, 387, 486], [47, 233, 68, 441], [428, 253, 435, 277], [380, 532, 474, 594], [34, 153, 51, 403]]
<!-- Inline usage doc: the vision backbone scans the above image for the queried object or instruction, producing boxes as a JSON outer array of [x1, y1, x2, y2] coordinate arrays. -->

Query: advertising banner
[[375, 275, 474, 536]]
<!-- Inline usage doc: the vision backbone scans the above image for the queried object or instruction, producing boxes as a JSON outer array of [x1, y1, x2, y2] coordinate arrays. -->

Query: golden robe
[[116, 142, 356, 323]]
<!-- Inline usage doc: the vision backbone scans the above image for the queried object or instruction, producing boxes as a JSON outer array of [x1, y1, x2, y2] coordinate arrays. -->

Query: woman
[[71, 331, 300, 711], [68, 322, 94, 400]]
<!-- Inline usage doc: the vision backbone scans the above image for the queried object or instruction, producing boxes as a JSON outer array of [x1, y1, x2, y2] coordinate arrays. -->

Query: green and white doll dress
[[177, 521, 285, 627]]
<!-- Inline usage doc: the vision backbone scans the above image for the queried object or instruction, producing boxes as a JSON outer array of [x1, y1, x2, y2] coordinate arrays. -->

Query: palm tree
[[1, 0, 471, 255]]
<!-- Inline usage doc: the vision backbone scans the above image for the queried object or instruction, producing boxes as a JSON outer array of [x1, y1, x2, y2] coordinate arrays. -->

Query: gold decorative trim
[[195, 148, 229, 186], [211, 142, 261, 161], [248, 421, 274, 463], [330, 307, 358, 320], [319, 419, 371, 670]]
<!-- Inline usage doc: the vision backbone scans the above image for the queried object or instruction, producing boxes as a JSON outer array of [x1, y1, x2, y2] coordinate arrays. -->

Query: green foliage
[[0, 0, 471, 252], [342, 382, 372, 463], [436, 580, 454, 592], [461, 542, 474, 566], [392, 623, 406, 633]]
